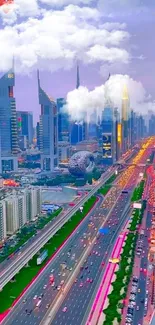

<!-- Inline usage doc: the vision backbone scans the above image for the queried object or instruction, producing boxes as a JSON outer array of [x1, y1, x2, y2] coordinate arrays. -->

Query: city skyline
[[0, 1, 154, 123]]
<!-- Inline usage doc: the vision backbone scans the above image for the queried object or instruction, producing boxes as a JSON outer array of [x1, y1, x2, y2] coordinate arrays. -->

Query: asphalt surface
[[0, 168, 116, 290], [132, 210, 151, 325]]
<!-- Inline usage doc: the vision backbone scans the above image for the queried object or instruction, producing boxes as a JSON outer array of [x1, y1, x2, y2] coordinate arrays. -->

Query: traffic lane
[[3, 198, 106, 324], [0, 169, 115, 277], [4, 192, 129, 325], [133, 211, 151, 325], [52, 198, 131, 325]]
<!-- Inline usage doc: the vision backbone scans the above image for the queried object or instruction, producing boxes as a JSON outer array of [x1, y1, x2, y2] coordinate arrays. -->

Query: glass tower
[[37, 71, 58, 171]]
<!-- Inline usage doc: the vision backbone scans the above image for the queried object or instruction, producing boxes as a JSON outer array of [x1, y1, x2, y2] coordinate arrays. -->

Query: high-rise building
[[0, 67, 18, 173], [37, 71, 58, 171], [17, 111, 33, 149], [121, 85, 131, 153], [101, 101, 116, 165], [0, 187, 41, 238], [0, 201, 6, 242], [149, 114, 155, 136], [57, 98, 70, 142]]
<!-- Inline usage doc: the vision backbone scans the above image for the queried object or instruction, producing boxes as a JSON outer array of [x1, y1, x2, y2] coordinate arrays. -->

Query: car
[[138, 288, 141, 292], [79, 283, 83, 287], [69, 267, 72, 271], [62, 307, 67, 312], [57, 286, 61, 291], [86, 278, 90, 282], [136, 306, 139, 310], [90, 278, 93, 283], [43, 285, 47, 289], [51, 282, 55, 287], [33, 295, 37, 300], [62, 273, 66, 277], [58, 272, 61, 276], [60, 280, 64, 285], [140, 268, 143, 272], [46, 304, 50, 309], [74, 279, 77, 283], [23, 299, 27, 303]]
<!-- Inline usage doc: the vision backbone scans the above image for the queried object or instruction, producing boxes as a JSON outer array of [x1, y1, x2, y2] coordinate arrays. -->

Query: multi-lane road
[[0, 168, 116, 290], [132, 209, 151, 325], [2, 160, 142, 325]]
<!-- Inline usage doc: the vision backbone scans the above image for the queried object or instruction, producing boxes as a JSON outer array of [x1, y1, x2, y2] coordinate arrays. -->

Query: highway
[[132, 209, 151, 325], [2, 161, 142, 325], [49, 168, 144, 325], [2, 172, 131, 325], [0, 167, 116, 290]]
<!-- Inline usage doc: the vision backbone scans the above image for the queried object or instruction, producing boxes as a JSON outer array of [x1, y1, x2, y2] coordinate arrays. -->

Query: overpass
[[0, 168, 116, 291]]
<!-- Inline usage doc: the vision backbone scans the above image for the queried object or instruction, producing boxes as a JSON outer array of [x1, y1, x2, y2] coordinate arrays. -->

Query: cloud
[[0, 5, 130, 73], [0, 0, 40, 24], [66, 74, 155, 121]]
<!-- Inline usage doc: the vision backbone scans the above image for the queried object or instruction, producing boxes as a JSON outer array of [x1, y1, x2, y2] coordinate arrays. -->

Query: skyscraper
[[121, 85, 131, 153], [101, 100, 116, 165], [17, 111, 33, 149], [37, 71, 58, 171], [0, 66, 18, 173], [57, 98, 70, 142]]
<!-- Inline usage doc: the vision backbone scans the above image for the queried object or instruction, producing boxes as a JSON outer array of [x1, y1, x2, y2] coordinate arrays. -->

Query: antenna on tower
[[37, 69, 40, 89], [76, 62, 80, 89]]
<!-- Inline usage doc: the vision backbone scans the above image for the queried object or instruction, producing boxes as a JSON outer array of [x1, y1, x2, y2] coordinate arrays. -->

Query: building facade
[[0, 187, 41, 240], [38, 71, 58, 171], [101, 103, 116, 165], [0, 68, 18, 173], [17, 111, 33, 149]]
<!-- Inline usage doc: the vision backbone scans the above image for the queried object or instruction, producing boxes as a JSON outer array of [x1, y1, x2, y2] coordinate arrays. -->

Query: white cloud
[[0, 0, 40, 24], [99, 22, 127, 31], [0, 5, 130, 73], [66, 74, 155, 121], [86, 45, 129, 63]]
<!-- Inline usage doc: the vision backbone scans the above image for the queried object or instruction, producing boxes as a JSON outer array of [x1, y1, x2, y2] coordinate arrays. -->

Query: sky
[[0, 0, 155, 124]]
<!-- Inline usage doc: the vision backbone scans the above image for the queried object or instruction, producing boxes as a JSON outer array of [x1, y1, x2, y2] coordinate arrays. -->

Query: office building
[[0, 67, 18, 173], [57, 98, 70, 142], [101, 100, 116, 165], [70, 64, 88, 144], [121, 85, 131, 153], [37, 71, 58, 171], [17, 111, 33, 149], [149, 114, 155, 136], [0, 201, 6, 242], [58, 141, 71, 163]]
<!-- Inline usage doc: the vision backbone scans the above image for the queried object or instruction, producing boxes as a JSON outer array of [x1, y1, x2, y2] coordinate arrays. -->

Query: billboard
[[133, 203, 142, 209], [102, 133, 112, 158], [117, 123, 122, 144], [37, 249, 48, 265]]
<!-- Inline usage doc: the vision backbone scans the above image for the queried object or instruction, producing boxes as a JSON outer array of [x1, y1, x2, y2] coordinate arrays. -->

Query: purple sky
[[0, 0, 155, 124]]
